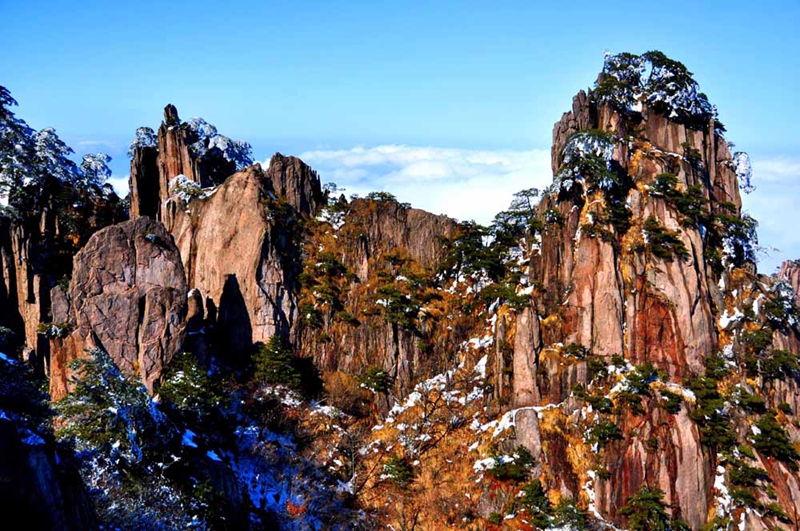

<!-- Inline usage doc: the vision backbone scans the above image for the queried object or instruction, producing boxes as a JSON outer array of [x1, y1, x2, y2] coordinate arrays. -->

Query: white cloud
[[751, 157, 800, 183], [296, 144, 552, 223], [742, 155, 800, 273], [107, 175, 129, 196], [77, 139, 119, 149]]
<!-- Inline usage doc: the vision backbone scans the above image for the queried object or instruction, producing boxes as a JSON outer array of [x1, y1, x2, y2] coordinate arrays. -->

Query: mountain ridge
[[1, 51, 798, 530]]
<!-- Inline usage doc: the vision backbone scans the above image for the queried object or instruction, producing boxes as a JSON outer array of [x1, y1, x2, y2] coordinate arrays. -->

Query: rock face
[[130, 104, 257, 222], [49, 217, 187, 398], [128, 141, 159, 219], [0, 215, 53, 373], [502, 76, 765, 528], [295, 197, 462, 395], [535, 94, 740, 381], [159, 155, 324, 361]]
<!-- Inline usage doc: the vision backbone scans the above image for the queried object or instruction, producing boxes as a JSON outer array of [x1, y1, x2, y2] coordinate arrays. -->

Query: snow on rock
[[185, 117, 253, 170], [128, 126, 157, 157], [168, 174, 217, 202], [182, 429, 199, 449], [718, 308, 744, 329], [206, 450, 222, 462]]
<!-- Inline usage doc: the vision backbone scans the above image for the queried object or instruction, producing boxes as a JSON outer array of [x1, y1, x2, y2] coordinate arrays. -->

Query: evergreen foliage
[[753, 410, 800, 469], [620, 486, 684, 531], [518, 479, 552, 528], [383, 455, 415, 487], [252, 336, 303, 390], [159, 352, 223, 424], [357, 366, 391, 393], [641, 216, 690, 261], [55, 348, 162, 464]]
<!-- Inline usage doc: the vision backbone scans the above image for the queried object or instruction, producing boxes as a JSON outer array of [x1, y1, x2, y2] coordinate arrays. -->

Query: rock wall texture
[[48, 217, 187, 398]]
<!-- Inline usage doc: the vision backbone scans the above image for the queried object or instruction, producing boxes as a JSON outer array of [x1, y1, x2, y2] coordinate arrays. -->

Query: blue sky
[[1, 0, 799, 272]]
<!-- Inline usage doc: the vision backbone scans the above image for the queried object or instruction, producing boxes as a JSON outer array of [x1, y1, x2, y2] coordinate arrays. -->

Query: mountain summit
[[1, 52, 798, 530]]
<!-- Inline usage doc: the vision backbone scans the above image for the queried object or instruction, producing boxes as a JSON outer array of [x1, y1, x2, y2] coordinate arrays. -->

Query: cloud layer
[[297, 144, 800, 273], [105, 142, 798, 274], [742, 157, 800, 272], [297, 145, 553, 223]]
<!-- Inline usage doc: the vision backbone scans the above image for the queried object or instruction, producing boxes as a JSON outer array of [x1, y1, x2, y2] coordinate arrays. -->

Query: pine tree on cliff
[[0, 85, 34, 205], [253, 335, 302, 389], [0, 85, 115, 212], [621, 486, 688, 531], [55, 348, 162, 464]]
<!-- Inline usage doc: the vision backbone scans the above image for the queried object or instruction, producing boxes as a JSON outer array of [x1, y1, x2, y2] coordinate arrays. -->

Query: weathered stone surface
[[512, 306, 542, 407], [595, 403, 711, 529], [0, 215, 52, 375], [49, 217, 187, 397], [296, 198, 461, 395], [341, 198, 458, 281], [265, 153, 324, 216], [163, 163, 307, 358]]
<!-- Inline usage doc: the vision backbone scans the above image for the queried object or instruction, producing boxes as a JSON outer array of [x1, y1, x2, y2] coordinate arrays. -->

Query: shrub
[[649, 173, 709, 228], [611, 354, 627, 368], [686, 374, 736, 450], [587, 357, 608, 380], [357, 366, 391, 394], [617, 390, 647, 416], [641, 216, 690, 261], [761, 350, 800, 381], [741, 329, 773, 356], [589, 420, 624, 447], [620, 486, 670, 531], [728, 463, 769, 488], [586, 394, 614, 414], [660, 390, 682, 414], [159, 352, 222, 423], [36, 321, 71, 338], [778, 402, 793, 415], [479, 282, 531, 312], [729, 487, 758, 508], [518, 479, 552, 528], [738, 391, 766, 414], [763, 502, 792, 523], [562, 342, 589, 359], [383, 455, 414, 487], [487, 512, 502, 525], [299, 302, 323, 329], [252, 336, 302, 390], [488, 446, 535, 482], [552, 497, 589, 529], [55, 348, 161, 464], [753, 410, 800, 469], [367, 191, 410, 209]]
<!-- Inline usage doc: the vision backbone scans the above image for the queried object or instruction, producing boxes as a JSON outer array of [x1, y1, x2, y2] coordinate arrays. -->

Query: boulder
[[49, 217, 187, 398]]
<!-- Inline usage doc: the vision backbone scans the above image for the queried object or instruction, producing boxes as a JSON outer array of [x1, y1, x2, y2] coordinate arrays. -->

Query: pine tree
[[253, 335, 302, 389], [158, 351, 223, 424], [55, 348, 160, 464], [620, 486, 670, 531], [519, 479, 553, 529]]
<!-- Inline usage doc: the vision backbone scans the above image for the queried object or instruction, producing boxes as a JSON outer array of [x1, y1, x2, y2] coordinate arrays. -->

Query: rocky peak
[[129, 104, 254, 221], [264, 153, 324, 216], [163, 103, 180, 126]]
